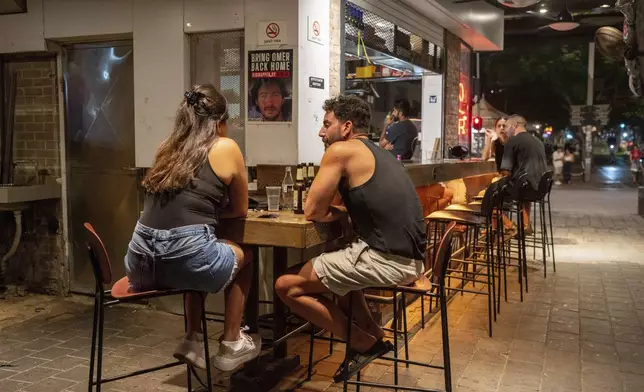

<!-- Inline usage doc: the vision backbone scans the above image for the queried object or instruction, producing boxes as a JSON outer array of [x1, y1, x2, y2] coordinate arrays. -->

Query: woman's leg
[[220, 240, 253, 342], [184, 240, 252, 341]]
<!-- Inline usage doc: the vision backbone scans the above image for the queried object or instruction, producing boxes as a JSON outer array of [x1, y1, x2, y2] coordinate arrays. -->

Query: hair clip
[[184, 90, 201, 106]]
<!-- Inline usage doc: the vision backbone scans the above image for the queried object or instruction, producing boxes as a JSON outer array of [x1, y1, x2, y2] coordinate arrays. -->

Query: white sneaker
[[555, 180, 562, 185], [212, 328, 262, 372], [173, 332, 207, 370]]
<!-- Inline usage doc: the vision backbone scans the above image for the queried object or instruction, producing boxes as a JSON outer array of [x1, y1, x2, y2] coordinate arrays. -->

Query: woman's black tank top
[[139, 162, 228, 230]]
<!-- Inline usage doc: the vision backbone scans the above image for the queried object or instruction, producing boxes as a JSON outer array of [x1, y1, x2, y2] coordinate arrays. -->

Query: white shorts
[[312, 239, 425, 296]]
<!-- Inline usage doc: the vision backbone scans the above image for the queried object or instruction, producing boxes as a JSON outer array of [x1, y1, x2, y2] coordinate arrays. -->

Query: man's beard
[[263, 107, 281, 120]]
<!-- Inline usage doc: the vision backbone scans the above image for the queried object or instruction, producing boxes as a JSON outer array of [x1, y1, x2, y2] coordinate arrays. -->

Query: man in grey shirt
[[379, 99, 418, 160], [500, 115, 547, 234]]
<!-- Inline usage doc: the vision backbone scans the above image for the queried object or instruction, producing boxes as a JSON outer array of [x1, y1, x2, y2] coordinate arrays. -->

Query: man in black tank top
[[275, 95, 426, 380]]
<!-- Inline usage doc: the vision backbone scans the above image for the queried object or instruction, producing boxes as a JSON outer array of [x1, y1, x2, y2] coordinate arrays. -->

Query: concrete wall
[[297, 0, 329, 164], [132, 0, 189, 167]]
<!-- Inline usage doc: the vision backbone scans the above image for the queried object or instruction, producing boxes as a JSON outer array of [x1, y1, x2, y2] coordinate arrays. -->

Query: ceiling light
[[539, 7, 548, 13], [549, 6, 580, 31], [600, 4, 610, 8]]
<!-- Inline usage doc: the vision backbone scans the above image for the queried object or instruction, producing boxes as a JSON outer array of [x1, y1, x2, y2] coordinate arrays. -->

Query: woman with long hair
[[125, 84, 259, 372], [482, 117, 508, 171]]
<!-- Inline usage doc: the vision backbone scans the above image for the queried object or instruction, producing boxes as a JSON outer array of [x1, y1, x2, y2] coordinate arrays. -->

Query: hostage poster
[[248, 49, 293, 122]]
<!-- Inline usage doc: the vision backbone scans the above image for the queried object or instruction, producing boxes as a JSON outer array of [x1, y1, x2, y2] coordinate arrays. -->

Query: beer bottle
[[294, 164, 305, 214], [307, 163, 315, 189]]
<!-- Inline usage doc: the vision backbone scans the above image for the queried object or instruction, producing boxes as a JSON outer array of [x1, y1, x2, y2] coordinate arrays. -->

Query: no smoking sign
[[266, 22, 280, 39], [258, 21, 288, 46], [307, 16, 324, 45]]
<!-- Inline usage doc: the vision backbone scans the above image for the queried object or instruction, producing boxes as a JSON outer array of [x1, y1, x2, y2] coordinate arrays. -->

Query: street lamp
[[621, 123, 626, 129]]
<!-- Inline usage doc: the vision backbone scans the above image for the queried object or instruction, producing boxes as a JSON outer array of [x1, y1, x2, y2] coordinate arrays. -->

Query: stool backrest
[[513, 172, 530, 198], [431, 221, 457, 284], [84, 223, 113, 285], [538, 171, 554, 195]]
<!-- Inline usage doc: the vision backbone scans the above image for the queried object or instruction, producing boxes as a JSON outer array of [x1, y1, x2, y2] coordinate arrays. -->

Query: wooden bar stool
[[84, 223, 213, 392]]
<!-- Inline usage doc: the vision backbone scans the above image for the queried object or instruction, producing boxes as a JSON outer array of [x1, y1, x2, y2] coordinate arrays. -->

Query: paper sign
[[307, 16, 323, 45], [309, 77, 324, 89], [257, 21, 288, 46]]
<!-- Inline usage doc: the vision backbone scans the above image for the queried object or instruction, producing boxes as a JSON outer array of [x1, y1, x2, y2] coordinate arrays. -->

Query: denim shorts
[[124, 222, 237, 293]]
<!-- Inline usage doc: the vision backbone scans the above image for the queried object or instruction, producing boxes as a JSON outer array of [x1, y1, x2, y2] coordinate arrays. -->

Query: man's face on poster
[[257, 82, 284, 121]]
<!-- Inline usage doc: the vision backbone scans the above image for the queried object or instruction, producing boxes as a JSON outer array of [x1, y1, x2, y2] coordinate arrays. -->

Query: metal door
[[64, 42, 138, 293]]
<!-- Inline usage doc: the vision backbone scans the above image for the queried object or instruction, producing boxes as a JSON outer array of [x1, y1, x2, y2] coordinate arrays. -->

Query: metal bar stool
[[424, 180, 505, 336], [338, 222, 458, 392], [518, 171, 555, 277], [84, 223, 213, 392]]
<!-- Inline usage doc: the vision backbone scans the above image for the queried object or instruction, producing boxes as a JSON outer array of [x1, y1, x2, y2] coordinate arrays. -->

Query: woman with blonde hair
[[125, 84, 260, 372]]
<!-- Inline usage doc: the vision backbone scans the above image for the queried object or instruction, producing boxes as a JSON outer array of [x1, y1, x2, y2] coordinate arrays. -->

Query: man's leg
[[275, 261, 377, 353], [337, 291, 385, 341], [522, 201, 532, 230]]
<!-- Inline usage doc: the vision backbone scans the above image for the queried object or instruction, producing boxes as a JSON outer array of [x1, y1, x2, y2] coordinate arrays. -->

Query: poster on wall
[[248, 49, 293, 123]]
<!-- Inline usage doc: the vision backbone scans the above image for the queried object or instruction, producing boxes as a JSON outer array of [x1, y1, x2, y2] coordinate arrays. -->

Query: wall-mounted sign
[[248, 49, 293, 122], [309, 77, 325, 89], [458, 43, 472, 149], [429, 95, 437, 103], [307, 16, 323, 45], [257, 21, 289, 46]]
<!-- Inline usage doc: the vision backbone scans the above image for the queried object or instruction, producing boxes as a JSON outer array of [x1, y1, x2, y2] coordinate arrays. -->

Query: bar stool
[[520, 171, 555, 277], [338, 222, 458, 392], [424, 180, 504, 336], [84, 223, 213, 392]]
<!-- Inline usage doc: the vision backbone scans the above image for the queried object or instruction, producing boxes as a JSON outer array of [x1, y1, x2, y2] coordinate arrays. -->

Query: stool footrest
[[93, 361, 184, 385], [345, 379, 443, 392]]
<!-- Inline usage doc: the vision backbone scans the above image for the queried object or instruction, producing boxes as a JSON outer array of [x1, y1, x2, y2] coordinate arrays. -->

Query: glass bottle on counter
[[281, 166, 294, 210], [294, 165, 305, 214], [307, 163, 315, 188]]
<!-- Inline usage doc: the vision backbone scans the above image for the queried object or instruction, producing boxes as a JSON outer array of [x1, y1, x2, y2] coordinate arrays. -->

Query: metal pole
[[584, 42, 595, 183]]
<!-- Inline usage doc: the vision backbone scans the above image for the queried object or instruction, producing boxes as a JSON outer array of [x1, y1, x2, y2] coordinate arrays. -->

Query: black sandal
[[333, 339, 394, 383]]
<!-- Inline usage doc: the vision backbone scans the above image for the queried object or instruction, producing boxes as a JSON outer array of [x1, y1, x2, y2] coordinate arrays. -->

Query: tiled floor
[[1, 187, 643, 392]]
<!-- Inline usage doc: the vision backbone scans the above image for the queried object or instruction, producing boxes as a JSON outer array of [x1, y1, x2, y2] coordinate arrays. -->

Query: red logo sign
[[312, 21, 320, 36], [266, 23, 280, 39]]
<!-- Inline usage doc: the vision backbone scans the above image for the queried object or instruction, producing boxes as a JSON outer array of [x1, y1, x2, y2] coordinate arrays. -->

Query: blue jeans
[[124, 222, 237, 293]]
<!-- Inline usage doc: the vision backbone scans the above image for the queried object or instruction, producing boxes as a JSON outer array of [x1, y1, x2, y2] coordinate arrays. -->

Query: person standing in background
[[630, 143, 642, 185], [563, 146, 575, 184], [552, 146, 564, 185], [379, 98, 419, 160]]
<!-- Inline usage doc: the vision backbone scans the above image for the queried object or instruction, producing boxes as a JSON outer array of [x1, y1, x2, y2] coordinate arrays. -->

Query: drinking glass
[[266, 186, 281, 212]]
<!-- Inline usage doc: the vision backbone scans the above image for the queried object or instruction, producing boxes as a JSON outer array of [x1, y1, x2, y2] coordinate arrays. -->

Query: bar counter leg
[[244, 246, 260, 334], [273, 246, 288, 358]]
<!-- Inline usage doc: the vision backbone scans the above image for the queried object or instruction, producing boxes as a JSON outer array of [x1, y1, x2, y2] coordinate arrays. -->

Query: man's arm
[[304, 144, 349, 222], [380, 123, 401, 151]]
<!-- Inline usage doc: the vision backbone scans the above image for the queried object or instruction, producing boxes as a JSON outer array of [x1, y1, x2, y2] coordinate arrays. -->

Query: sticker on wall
[[429, 95, 438, 103], [257, 21, 289, 46], [307, 16, 324, 45], [309, 77, 324, 89], [248, 49, 294, 123]]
